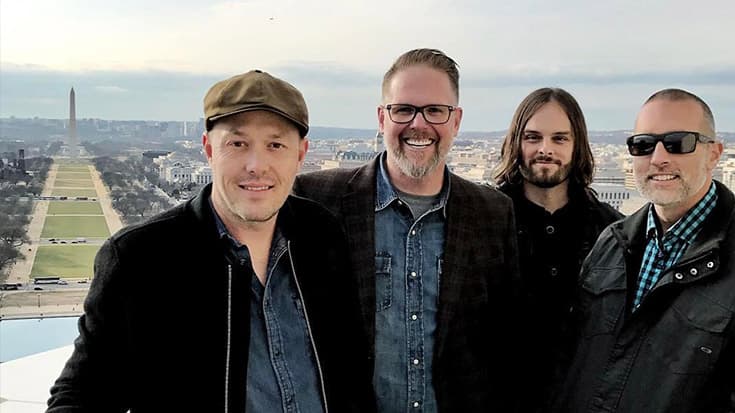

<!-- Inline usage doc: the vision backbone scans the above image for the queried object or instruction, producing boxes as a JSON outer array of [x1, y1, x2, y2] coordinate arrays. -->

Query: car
[[33, 286, 44, 291], [59, 240, 67, 244], [58, 280, 68, 285], [48, 238, 56, 242], [51, 241, 58, 244]]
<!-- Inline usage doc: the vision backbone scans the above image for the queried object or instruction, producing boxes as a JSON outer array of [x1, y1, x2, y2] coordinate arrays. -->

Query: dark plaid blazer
[[293, 155, 523, 411]]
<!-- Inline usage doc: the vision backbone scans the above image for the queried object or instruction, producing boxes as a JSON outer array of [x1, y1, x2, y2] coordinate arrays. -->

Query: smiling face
[[203, 110, 307, 230], [519, 100, 575, 189], [378, 65, 462, 188], [633, 98, 722, 219]]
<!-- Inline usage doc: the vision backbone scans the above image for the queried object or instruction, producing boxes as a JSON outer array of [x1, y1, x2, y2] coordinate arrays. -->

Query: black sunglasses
[[626, 131, 715, 156]]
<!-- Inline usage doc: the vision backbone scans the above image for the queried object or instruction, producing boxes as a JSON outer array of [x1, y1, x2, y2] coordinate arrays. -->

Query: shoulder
[[449, 174, 513, 208], [582, 188, 625, 223]]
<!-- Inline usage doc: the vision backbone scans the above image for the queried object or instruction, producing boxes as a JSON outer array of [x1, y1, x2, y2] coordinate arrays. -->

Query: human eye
[[553, 134, 570, 142], [268, 141, 286, 150], [523, 133, 541, 141], [392, 105, 415, 115], [425, 105, 447, 115], [230, 140, 246, 148]]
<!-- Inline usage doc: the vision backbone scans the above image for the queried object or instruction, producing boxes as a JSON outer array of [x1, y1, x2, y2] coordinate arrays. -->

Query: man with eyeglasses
[[293, 48, 522, 412], [551, 88, 734, 412]]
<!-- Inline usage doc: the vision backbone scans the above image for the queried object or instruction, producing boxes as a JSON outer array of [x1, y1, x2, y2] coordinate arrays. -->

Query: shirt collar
[[645, 181, 718, 246], [375, 151, 450, 216]]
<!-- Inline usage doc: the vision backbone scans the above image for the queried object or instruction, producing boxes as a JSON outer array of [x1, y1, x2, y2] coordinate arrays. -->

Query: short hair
[[381, 48, 460, 102], [493, 87, 595, 188], [643, 88, 716, 136]]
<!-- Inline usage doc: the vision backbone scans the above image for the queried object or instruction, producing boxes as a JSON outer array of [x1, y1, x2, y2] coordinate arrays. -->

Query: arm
[[47, 240, 130, 412]]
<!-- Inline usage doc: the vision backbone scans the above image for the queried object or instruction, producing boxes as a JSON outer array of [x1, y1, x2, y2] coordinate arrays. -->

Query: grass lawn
[[58, 166, 90, 171], [31, 245, 100, 278], [47, 201, 103, 215], [52, 188, 99, 198], [54, 179, 94, 188], [56, 171, 91, 177], [41, 216, 110, 238]]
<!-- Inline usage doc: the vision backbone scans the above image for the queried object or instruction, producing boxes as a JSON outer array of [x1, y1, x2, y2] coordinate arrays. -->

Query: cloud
[[94, 86, 129, 94]]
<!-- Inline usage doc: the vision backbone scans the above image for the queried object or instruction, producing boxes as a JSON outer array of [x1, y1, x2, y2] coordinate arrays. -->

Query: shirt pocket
[[647, 299, 732, 376], [375, 253, 392, 312], [578, 267, 626, 338]]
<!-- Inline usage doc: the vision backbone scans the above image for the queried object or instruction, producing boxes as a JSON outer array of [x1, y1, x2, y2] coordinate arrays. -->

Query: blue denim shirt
[[211, 201, 324, 413], [373, 154, 449, 412]]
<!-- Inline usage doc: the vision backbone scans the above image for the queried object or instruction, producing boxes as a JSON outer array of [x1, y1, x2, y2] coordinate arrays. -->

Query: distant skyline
[[2, 0, 735, 131]]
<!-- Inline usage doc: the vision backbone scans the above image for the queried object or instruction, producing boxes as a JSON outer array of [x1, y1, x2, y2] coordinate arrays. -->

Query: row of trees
[[0, 157, 53, 279], [93, 156, 176, 225]]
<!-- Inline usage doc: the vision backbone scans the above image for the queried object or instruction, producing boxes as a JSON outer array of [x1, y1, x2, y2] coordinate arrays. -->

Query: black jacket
[[500, 184, 622, 411], [293, 156, 523, 411], [47, 184, 375, 413], [553, 181, 735, 412]]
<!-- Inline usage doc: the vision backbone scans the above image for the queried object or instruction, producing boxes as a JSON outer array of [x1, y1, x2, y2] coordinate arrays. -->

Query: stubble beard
[[635, 163, 708, 208]]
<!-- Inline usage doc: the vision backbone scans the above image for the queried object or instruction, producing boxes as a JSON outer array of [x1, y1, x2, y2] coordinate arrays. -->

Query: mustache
[[530, 155, 561, 165]]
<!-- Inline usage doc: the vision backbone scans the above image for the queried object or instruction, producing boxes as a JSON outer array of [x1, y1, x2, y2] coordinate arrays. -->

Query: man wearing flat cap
[[47, 70, 375, 413]]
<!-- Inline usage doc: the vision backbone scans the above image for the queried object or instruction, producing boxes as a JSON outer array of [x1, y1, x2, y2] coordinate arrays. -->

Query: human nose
[[538, 137, 553, 155], [649, 141, 671, 166], [243, 147, 266, 175]]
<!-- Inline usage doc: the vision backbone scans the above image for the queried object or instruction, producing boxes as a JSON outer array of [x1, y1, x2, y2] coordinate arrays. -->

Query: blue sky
[[2, 0, 735, 132]]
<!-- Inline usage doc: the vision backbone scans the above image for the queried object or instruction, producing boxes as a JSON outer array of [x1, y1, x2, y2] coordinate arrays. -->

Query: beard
[[634, 163, 708, 208], [519, 156, 572, 188], [388, 132, 444, 179]]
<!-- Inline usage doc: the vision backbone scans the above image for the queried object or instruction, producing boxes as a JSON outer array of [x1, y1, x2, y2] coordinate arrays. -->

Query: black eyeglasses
[[626, 131, 715, 156], [384, 104, 455, 125]]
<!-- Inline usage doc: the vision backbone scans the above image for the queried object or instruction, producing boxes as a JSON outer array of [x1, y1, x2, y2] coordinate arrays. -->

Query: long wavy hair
[[493, 87, 595, 188]]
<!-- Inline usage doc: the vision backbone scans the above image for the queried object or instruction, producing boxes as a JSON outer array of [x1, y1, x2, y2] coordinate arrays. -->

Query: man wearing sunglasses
[[293, 48, 522, 411], [552, 89, 734, 412]]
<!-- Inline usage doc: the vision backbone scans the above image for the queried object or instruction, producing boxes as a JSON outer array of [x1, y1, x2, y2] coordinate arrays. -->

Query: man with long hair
[[494, 87, 622, 410]]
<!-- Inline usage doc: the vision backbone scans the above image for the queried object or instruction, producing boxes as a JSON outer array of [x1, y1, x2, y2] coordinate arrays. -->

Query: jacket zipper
[[288, 241, 329, 413], [224, 264, 233, 413]]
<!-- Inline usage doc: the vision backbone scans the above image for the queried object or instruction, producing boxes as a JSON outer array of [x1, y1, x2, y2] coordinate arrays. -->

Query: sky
[[2, 0, 735, 132]]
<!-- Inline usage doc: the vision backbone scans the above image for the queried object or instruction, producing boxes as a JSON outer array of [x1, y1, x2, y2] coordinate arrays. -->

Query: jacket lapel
[[433, 174, 469, 360], [340, 160, 379, 349]]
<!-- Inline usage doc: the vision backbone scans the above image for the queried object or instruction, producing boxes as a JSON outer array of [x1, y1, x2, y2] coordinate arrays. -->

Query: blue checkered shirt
[[633, 182, 717, 310]]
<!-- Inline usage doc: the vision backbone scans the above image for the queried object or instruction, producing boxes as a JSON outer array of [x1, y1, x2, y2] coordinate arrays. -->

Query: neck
[[523, 180, 570, 213], [212, 201, 277, 284], [386, 160, 444, 196]]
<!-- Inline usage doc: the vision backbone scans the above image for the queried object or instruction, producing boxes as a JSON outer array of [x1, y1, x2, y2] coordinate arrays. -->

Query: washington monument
[[68, 87, 78, 147]]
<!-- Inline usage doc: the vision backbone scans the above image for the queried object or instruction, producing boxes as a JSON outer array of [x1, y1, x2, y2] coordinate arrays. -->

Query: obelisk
[[69, 87, 78, 146]]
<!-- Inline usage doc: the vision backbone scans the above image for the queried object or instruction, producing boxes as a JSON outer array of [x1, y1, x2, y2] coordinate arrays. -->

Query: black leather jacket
[[47, 184, 375, 413], [553, 181, 735, 413]]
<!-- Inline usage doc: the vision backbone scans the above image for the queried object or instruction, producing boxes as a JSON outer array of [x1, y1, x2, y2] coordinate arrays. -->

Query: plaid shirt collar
[[645, 181, 718, 249], [375, 151, 450, 217]]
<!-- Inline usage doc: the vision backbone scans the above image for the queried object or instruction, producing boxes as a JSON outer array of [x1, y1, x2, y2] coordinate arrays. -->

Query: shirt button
[[545, 225, 555, 235], [413, 358, 419, 365], [413, 401, 420, 408], [706, 261, 715, 269], [411, 314, 418, 320], [411, 230, 416, 235], [689, 268, 698, 276], [410, 271, 417, 278], [397, 200, 403, 205], [674, 272, 684, 280]]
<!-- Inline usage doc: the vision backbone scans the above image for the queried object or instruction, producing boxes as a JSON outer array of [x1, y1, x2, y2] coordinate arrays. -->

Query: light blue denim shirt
[[373, 153, 449, 412], [211, 200, 323, 413]]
